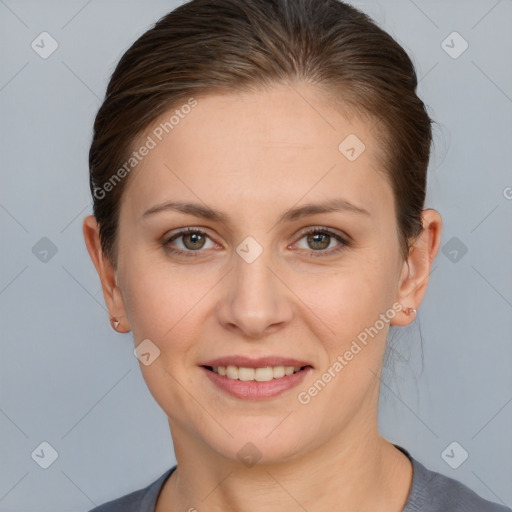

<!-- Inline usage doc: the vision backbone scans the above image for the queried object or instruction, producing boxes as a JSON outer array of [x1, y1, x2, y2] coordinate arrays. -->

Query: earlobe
[[390, 209, 443, 326], [82, 215, 130, 332]]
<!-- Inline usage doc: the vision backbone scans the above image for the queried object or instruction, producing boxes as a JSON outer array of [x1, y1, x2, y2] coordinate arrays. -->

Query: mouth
[[201, 364, 312, 381], [199, 362, 314, 400]]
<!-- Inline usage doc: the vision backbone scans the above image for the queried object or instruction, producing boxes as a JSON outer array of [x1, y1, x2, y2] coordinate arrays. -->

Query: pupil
[[186, 233, 204, 249], [310, 233, 329, 250]]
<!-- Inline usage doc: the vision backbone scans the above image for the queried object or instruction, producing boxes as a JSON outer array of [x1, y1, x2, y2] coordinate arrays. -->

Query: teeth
[[211, 365, 303, 381], [273, 366, 285, 378], [226, 365, 238, 379]]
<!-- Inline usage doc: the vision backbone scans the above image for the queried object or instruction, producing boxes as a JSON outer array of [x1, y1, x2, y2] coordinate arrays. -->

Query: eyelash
[[163, 226, 350, 258]]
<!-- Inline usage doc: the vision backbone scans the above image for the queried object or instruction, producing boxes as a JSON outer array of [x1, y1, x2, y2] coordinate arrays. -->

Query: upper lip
[[201, 356, 313, 368]]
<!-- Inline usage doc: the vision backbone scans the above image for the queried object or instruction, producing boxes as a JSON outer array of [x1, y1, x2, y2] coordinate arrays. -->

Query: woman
[[82, 0, 510, 510]]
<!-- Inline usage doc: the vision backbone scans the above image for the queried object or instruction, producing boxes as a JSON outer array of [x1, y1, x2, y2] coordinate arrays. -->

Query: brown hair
[[89, 0, 433, 268]]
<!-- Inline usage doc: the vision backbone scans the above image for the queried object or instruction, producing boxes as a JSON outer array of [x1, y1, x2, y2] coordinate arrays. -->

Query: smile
[[206, 365, 305, 381], [201, 365, 313, 399]]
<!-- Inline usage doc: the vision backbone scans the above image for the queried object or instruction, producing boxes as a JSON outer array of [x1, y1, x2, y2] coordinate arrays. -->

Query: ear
[[82, 215, 130, 332], [390, 209, 443, 326]]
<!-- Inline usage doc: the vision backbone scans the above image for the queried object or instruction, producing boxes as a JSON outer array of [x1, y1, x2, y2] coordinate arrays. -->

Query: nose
[[215, 244, 294, 339]]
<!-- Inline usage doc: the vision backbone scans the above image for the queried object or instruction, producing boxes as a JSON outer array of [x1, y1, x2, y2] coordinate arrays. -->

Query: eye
[[163, 227, 216, 257], [293, 227, 349, 257], [162, 226, 350, 259]]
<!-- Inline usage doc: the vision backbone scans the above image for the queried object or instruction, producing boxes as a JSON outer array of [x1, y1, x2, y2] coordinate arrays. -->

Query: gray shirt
[[88, 445, 510, 511]]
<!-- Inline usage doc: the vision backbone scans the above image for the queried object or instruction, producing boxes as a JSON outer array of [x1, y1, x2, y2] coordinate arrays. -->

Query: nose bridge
[[217, 236, 292, 336], [235, 239, 274, 298]]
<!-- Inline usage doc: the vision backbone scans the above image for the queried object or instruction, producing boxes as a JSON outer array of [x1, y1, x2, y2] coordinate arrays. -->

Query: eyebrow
[[141, 198, 370, 224]]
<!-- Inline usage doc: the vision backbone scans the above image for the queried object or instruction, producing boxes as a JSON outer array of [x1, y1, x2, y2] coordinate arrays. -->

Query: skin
[[83, 81, 442, 512]]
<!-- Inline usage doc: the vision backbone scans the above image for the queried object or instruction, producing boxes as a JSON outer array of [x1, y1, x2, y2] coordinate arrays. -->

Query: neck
[[156, 418, 413, 512]]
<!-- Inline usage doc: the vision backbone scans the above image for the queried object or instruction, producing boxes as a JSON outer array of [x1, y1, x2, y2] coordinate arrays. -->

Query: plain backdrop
[[1, 0, 511, 510]]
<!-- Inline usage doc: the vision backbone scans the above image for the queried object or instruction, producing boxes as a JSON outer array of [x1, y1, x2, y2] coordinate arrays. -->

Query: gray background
[[1, 0, 511, 510]]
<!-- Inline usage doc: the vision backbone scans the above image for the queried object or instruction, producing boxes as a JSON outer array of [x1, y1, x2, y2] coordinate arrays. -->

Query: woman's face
[[112, 82, 409, 464]]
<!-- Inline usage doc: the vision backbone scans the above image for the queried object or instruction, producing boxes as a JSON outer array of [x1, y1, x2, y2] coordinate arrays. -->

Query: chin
[[198, 423, 309, 467]]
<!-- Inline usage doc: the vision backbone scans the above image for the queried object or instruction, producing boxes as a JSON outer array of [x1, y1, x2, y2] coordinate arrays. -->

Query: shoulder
[[86, 466, 176, 512], [404, 452, 510, 512]]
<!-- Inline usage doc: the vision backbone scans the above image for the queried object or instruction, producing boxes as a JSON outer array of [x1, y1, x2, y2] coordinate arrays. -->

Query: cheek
[[296, 254, 396, 343], [121, 258, 220, 346], [291, 261, 396, 418], [293, 262, 398, 419], [120, 262, 214, 412]]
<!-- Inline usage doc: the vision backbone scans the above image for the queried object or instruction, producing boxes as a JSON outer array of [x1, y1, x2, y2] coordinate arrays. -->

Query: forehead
[[121, 82, 392, 223]]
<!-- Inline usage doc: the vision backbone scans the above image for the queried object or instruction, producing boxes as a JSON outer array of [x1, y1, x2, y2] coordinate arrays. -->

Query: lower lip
[[200, 366, 313, 400]]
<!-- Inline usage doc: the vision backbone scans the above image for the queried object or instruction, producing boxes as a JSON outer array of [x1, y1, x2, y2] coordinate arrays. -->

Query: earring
[[404, 307, 417, 316], [110, 317, 120, 330]]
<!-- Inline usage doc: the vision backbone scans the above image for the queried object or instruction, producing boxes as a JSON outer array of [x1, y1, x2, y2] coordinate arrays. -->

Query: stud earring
[[110, 317, 120, 330], [404, 307, 417, 316]]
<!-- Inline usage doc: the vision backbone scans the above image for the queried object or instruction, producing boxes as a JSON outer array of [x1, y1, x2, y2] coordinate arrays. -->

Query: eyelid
[[290, 226, 350, 256], [296, 225, 351, 244], [162, 225, 351, 258], [162, 226, 219, 249], [162, 225, 215, 242]]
